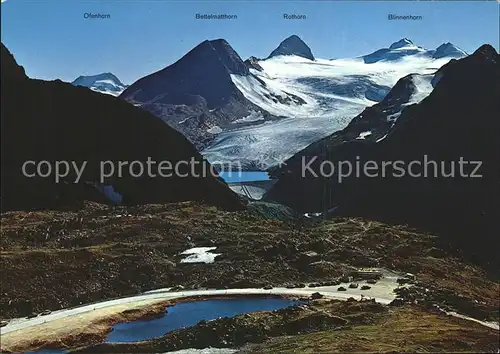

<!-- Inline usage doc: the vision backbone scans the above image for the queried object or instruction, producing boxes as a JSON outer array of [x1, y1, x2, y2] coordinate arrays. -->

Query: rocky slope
[[1, 202, 498, 323], [0, 43, 243, 211], [2, 201, 498, 352], [265, 44, 500, 266], [120, 39, 275, 150]]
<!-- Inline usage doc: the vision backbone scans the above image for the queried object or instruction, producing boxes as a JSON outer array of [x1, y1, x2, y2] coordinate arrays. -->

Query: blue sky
[[1, 1, 498, 84]]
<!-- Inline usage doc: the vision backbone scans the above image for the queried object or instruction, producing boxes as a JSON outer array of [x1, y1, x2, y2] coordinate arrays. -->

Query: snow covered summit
[[362, 38, 426, 63], [432, 43, 468, 59], [72, 73, 128, 96], [389, 38, 416, 50], [268, 35, 315, 61], [120, 38, 274, 150], [363, 38, 467, 63]]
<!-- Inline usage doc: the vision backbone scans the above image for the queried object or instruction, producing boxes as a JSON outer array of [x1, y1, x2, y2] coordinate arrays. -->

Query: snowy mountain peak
[[389, 38, 415, 50], [363, 39, 424, 63], [433, 42, 467, 59], [72, 72, 127, 96], [268, 35, 315, 60]]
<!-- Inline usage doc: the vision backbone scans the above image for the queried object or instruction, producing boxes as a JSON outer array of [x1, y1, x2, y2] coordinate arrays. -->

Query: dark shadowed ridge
[[120, 38, 249, 106], [265, 44, 500, 267], [0, 43, 244, 211]]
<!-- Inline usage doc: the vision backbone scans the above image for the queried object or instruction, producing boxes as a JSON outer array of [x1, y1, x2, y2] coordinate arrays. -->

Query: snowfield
[[203, 40, 460, 169], [180, 247, 221, 264]]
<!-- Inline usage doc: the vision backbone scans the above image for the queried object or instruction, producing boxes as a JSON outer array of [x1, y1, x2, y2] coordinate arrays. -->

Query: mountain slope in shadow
[[1, 43, 244, 211]]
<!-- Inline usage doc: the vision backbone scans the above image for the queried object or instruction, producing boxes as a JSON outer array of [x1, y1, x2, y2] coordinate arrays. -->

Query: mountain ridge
[[1, 42, 244, 212]]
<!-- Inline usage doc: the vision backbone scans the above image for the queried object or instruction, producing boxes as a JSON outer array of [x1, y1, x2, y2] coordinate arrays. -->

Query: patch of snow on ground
[[90, 87, 122, 96], [180, 247, 221, 264], [356, 131, 372, 140], [387, 113, 402, 122], [386, 73, 434, 124], [232, 110, 265, 124], [376, 134, 389, 143], [408, 74, 434, 105], [207, 126, 223, 134], [179, 116, 194, 124]]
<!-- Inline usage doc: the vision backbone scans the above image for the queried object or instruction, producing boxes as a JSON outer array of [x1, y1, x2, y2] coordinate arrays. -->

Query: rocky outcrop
[[244, 56, 264, 71]]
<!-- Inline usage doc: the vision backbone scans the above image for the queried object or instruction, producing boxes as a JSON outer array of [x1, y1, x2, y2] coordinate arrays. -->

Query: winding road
[[1, 273, 497, 353], [1, 278, 399, 335]]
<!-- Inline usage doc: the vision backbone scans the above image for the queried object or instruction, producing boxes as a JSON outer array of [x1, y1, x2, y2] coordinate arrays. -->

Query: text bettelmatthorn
[[195, 14, 237, 20]]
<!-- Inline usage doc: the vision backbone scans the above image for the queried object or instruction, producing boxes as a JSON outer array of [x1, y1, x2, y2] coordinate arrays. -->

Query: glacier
[[202, 39, 460, 170]]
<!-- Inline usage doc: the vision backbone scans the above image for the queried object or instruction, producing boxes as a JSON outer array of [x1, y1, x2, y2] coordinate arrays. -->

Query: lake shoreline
[[1, 293, 303, 353]]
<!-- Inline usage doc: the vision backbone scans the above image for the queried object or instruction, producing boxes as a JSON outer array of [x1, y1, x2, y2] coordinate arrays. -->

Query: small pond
[[27, 297, 300, 352], [107, 297, 300, 342]]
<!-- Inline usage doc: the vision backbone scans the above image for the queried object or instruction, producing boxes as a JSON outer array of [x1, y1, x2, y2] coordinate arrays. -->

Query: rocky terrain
[[1, 201, 498, 325], [120, 39, 277, 150]]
